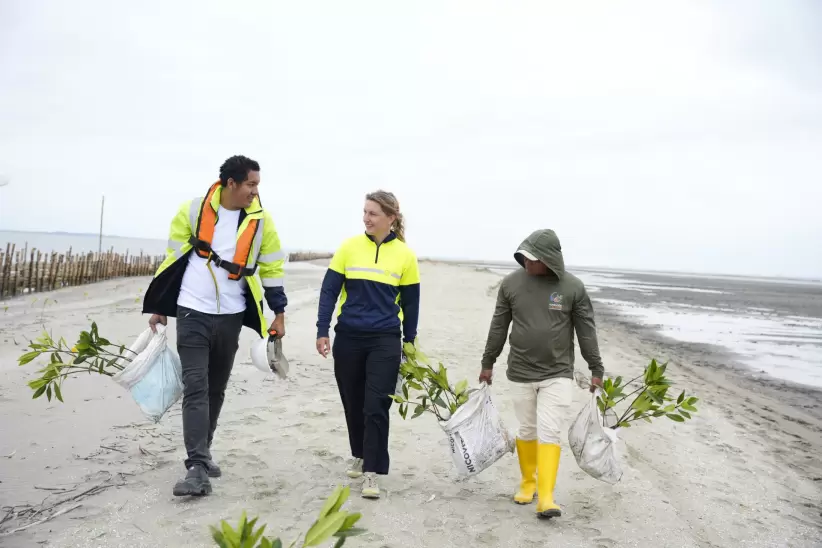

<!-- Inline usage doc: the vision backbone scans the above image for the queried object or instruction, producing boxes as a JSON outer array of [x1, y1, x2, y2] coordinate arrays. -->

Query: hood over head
[[514, 229, 565, 278]]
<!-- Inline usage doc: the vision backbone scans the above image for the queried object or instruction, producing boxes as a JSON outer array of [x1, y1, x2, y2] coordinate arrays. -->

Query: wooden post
[[55, 254, 65, 290], [98, 195, 105, 255], [26, 249, 35, 295], [11, 248, 20, 297], [0, 243, 10, 298], [34, 251, 41, 293]]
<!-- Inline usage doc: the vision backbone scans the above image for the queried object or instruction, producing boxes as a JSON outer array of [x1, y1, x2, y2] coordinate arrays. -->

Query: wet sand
[[1, 261, 820, 547]]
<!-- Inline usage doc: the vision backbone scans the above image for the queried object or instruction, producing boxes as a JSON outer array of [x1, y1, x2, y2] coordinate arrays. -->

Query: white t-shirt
[[178, 206, 248, 315]]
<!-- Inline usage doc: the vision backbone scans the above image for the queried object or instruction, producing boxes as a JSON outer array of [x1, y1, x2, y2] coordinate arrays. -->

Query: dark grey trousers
[[176, 305, 244, 470]]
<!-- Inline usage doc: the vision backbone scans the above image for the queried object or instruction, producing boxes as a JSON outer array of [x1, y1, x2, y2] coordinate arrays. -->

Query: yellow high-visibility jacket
[[142, 183, 287, 337], [316, 232, 420, 342]]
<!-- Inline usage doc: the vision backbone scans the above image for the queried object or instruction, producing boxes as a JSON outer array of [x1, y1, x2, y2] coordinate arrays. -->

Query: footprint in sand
[[300, 409, 328, 418], [576, 526, 602, 537]]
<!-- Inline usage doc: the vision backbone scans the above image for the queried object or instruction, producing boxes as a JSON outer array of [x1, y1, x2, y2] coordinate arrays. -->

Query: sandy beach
[[1, 261, 820, 547]]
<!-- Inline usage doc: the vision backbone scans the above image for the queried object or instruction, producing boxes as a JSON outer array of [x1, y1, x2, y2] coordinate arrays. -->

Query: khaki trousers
[[511, 377, 573, 445]]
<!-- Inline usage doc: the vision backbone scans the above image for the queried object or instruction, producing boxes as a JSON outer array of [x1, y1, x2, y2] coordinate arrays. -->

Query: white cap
[[516, 248, 538, 261]]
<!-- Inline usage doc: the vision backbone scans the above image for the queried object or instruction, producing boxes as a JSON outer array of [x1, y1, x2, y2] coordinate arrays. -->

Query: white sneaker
[[361, 472, 380, 499], [346, 458, 363, 479]]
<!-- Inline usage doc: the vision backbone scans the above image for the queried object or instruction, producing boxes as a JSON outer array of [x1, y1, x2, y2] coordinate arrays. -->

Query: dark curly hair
[[219, 155, 260, 186]]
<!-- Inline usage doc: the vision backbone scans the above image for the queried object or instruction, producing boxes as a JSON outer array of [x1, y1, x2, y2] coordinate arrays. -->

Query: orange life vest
[[188, 182, 260, 280]]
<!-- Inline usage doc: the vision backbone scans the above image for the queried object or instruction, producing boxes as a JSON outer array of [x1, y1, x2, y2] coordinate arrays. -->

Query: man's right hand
[[479, 368, 493, 386], [149, 314, 167, 333], [316, 337, 331, 358]]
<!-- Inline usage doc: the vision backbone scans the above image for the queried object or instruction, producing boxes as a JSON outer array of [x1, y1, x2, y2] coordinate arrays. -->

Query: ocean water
[[485, 264, 822, 389], [0, 230, 167, 256]]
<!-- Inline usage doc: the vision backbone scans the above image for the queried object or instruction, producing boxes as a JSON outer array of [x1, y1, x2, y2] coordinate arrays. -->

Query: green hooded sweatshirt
[[481, 229, 604, 383]]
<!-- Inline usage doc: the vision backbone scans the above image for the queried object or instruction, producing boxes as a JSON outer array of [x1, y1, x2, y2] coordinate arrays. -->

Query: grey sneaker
[[173, 465, 212, 497], [361, 472, 380, 499], [346, 458, 364, 479]]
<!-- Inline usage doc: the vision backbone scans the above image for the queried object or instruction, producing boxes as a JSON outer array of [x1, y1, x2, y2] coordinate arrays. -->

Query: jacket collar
[[208, 182, 263, 215], [364, 231, 397, 245]]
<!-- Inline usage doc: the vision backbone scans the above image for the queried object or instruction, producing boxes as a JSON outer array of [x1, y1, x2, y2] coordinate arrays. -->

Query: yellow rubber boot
[[513, 439, 538, 504], [536, 443, 562, 519]]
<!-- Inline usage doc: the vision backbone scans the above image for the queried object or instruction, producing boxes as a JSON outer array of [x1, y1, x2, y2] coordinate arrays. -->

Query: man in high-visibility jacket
[[142, 155, 287, 497]]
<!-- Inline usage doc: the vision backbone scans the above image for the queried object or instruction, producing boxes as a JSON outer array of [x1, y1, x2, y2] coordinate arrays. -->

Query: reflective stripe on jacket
[[316, 232, 420, 342], [142, 183, 287, 337]]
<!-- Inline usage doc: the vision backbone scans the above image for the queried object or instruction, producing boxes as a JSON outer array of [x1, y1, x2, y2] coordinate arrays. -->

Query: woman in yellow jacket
[[315, 190, 420, 500]]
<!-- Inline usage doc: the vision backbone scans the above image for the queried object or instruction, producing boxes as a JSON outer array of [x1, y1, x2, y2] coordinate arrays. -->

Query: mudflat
[[1, 261, 820, 547]]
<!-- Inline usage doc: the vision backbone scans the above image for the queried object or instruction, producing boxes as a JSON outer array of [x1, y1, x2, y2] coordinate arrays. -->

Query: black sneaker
[[173, 465, 212, 497], [205, 459, 222, 478]]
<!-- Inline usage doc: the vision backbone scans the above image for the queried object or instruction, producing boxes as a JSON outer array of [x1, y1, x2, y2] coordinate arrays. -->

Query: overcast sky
[[1, 0, 820, 278]]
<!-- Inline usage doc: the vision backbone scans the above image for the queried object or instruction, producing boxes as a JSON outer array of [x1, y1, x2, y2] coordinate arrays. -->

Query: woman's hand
[[316, 337, 331, 358]]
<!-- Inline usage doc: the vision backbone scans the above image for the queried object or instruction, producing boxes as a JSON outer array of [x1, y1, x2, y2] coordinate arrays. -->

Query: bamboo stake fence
[[0, 244, 331, 300]]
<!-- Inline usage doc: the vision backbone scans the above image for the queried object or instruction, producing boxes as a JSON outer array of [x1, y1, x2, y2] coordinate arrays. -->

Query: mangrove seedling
[[598, 359, 699, 429], [210, 485, 366, 548], [390, 340, 471, 422], [17, 321, 133, 402]]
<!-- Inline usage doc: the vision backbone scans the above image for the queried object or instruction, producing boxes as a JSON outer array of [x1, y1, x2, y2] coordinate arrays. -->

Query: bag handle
[[590, 388, 605, 427]]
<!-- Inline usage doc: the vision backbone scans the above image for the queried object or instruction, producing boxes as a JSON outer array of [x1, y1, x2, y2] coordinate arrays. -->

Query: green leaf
[[304, 511, 347, 547], [318, 485, 345, 519], [247, 524, 266, 547], [334, 527, 367, 538], [54, 383, 64, 403], [402, 341, 416, 357], [407, 380, 423, 391], [28, 378, 47, 390], [681, 402, 697, 412], [46, 385, 52, 401], [210, 526, 229, 548], [271, 539, 283, 548], [330, 486, 350, 515], [617, 421, 631, 428], [614, 376, 623, 388], [412, 405, 425, 419], [677, 391, 685, 404], [630, 394, 649, 411], [687, 397, 699, 405], [334, 538, 346, 548], [339, 512, 361, 531], [18, 351, 40, 365], [454, 379, 468, 395], [221, 521, 240, 545], [33, 384, 48, 399], [678, 410, 691, 419], [666, 413, 685, 423]]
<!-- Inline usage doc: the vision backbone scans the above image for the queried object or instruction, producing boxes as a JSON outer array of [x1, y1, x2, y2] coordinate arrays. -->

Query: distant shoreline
[[3, 230, 819, 284], [424, 257, 822, 286]]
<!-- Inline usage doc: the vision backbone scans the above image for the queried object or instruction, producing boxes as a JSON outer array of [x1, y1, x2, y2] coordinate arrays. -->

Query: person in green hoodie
[[479, 228, 604, 520]]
